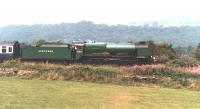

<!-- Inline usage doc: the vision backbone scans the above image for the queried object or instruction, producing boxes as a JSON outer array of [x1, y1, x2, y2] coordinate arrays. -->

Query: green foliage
[[157, 43, 176, 59], [1, 61, 200, 90], [21, 63, 51, 73], [195, 43, 200, 59], [52, 40, 65, 44], [0, 59, 20, 68], [148, 41, 176, 62], [130, 66, 200, 89], [49, 65, 125, 82], [134, 67, 197, 79], [0, 21, 200, 47], [35, 39, 46, 46], [175, 46, 194, 57], [166, 57, 199, 67], [20, 42, 30, 48], [34, 39, 65, 46]]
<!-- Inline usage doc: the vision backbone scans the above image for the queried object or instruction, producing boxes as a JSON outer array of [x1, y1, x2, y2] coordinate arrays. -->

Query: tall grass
[[0, 59, 20, 68], [166, 57, 200, 67], [1, 60, 200, 90]]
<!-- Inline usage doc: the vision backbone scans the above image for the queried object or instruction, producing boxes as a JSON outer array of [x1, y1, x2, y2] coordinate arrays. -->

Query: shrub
[[166, 58, 199, 67], [195, 43, 200, 59], [1, 60, 200, 90], [0, 59, 21, 68]]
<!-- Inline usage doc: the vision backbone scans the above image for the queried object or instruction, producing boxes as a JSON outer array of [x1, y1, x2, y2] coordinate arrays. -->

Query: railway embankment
[[1, 59, 200, 90]]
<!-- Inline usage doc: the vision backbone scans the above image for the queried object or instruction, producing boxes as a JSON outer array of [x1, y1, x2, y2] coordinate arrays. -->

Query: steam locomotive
[[0, 41, 153, 64]]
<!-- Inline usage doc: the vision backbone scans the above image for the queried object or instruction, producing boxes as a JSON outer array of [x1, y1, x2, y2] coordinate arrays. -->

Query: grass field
[[0, 78, 200, 109]]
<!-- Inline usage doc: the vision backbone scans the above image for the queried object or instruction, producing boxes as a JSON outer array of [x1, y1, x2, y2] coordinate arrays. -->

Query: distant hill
[[0, 21, 200, 47]]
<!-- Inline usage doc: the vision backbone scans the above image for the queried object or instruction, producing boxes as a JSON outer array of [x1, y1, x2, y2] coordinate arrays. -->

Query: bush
[[1, 60, 200, 90], [166, 58, 199, 67], [195, 43, 200, 59], [0, 59, 21, 68], [132, 67, 198, 79]]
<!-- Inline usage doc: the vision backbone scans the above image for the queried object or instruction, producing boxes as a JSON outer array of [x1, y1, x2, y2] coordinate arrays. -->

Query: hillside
[[0, 21, 200, 46]]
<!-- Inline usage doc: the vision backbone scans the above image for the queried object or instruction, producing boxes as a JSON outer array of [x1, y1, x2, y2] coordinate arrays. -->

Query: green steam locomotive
[[0, 41, 153, 64]]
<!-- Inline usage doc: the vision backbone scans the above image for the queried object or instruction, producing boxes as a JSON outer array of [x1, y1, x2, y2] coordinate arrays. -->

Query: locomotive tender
[[0, 41, 153, 64]]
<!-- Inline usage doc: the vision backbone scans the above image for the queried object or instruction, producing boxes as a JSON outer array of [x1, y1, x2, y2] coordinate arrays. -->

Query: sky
[[0, 0, 200, 26]]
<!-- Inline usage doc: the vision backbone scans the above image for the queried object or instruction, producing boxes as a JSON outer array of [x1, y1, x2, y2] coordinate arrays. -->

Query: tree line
[[0, 21, 200, 47]]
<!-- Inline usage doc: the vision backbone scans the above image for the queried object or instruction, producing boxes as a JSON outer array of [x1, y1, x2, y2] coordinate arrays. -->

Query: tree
[[34, 39, 65, 46], [195, 43, 200, 59], [35, 39, 46, 46], [148, 41, 176, 62]]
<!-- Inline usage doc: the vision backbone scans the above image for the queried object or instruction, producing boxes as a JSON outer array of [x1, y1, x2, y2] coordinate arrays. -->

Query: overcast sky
[[0, 0, 200, 26]]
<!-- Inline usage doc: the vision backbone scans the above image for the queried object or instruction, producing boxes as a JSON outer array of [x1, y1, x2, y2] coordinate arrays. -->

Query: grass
[[0, 78, 200, 109], [167, 59, 199, 67], [1, 60, 200, 90]]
